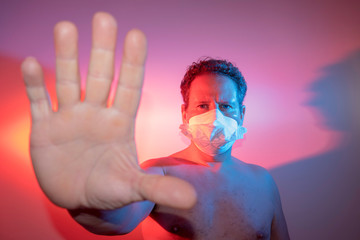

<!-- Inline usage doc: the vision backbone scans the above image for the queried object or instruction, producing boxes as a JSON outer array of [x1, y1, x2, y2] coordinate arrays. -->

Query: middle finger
[[85, 12, 117, 106]]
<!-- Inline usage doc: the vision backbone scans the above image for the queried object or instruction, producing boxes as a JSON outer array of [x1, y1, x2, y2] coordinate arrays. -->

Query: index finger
[[112, 29, 147, 117]]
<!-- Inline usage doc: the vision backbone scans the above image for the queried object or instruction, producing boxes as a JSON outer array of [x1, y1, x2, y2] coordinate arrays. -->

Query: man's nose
[[208, 105, 223, 117], [208, 102, 219, 110], [212, 103, 226, 114]]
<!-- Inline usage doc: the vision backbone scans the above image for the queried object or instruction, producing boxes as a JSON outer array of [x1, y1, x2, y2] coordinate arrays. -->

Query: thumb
[[137, 173, 197, 209]]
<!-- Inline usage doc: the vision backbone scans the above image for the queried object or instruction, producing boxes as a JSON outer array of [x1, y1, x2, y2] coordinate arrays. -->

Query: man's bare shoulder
[[140, 156, 198, 169], [139, 156, 199, 175], [231, 157, 265, 172], [231, 158, 276, 188]]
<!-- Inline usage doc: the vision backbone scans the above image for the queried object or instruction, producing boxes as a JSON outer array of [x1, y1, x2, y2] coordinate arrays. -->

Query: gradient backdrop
[[1, 0, 360, 239]]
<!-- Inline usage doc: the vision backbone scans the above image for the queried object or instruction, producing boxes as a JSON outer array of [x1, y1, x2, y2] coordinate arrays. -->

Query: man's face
[[182, 73, 245, 125]]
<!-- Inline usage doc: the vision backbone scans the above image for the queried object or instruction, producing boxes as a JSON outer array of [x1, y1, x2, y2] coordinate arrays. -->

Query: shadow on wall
[[270, 50, 360, 240]]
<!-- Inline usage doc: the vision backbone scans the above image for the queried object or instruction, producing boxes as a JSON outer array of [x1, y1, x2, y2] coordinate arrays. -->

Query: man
[[21, 12, 289, 239]]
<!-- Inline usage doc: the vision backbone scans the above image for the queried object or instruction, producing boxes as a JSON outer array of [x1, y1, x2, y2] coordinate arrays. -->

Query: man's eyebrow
[[194, 99, 210, 103], [219, 99, 237, 104]]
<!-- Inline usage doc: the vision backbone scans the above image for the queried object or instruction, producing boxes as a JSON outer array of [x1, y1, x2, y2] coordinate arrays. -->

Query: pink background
[[1, 0, 359, 239]]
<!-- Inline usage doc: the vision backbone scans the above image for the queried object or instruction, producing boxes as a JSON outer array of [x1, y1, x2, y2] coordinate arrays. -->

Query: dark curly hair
[[180, 58, 247, 109]]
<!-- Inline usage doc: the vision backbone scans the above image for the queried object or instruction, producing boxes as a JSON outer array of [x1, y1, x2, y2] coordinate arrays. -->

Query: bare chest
[[141, 165, 274, 240]]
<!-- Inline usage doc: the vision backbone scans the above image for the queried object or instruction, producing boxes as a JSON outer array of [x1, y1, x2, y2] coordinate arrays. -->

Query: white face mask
[[180, 109, 247, 156]]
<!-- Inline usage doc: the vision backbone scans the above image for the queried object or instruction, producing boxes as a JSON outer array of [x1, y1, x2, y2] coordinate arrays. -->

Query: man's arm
[[270, 175, 290, 240], [68, 166, 165, 235], [69, 200, 154, 235], [67, 166, 164, 235]]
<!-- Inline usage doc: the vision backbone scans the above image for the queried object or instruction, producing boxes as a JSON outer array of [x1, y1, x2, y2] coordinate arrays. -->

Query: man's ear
[[239, 105, 246, 125], [181, 104, 187, 124]]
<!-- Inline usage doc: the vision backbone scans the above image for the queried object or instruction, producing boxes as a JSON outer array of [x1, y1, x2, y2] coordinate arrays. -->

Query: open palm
[[22, 12, 195, 211]]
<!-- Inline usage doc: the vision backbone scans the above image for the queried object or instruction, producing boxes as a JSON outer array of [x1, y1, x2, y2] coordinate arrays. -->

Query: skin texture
[[22, 12, 289, 239]]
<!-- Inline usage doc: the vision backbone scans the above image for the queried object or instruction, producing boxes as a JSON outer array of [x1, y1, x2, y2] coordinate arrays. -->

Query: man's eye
[[198, 104, 208, 109], [221, 104, 232, 109]]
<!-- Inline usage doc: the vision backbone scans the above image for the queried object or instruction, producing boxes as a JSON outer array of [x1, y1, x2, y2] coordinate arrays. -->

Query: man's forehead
[[189, 74, 237, 94], [191, 95, 238, 103], [188, 75, 238, 103]]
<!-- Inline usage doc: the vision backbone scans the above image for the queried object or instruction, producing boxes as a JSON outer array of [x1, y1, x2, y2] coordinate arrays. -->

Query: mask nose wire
[[213, 108, 225, 122]]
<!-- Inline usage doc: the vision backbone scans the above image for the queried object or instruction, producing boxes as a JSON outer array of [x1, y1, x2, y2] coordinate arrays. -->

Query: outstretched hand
[[21, 12, 196, 210]]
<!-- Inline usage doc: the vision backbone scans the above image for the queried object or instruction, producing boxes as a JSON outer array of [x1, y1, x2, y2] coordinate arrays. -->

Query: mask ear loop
[[236, 126, 247, 139], [179, 123, 192, 139]]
